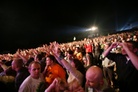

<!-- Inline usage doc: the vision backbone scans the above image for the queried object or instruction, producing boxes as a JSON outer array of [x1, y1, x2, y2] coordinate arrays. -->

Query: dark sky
[[0, 0, 138, 53]]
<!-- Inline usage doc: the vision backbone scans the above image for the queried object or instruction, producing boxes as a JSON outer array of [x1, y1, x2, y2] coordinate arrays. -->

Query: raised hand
[[49, 42, 60, 57], [111, 42, 120, 48]]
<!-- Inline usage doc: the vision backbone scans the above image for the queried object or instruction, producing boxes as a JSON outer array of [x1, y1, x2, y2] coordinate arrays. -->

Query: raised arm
[[50, 42, 83, 84], [120, 42, 138, 70], [102, 42, 119, 58]]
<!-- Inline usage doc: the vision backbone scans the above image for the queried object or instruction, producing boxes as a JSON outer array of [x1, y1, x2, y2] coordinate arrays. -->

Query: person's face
[[82, 57, 87, 64], [121, 43, 134, 55], [104, 44, 109, 50], [11, 61, 16, 70], [46, 57, 53, 66], [86, 73, 100, 88], [29, 63, 41, 79], [75, 48, 79, 52]]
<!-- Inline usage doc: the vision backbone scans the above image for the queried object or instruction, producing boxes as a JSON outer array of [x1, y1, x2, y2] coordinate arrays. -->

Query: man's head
[[86, 66, 104, 90], [28, 61, 41, 79], [46, 55, 56, 66], [11, 58, 24, 72], [121, 41, 138, 55]]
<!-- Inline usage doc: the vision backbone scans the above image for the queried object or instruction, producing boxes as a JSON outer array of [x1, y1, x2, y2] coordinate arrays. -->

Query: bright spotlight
[[91, 26, 98, 31], [86, 26, 98, 31]]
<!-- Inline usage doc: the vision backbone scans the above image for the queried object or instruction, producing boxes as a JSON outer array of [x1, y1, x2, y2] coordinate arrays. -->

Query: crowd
[[0, 29, 138, 92]]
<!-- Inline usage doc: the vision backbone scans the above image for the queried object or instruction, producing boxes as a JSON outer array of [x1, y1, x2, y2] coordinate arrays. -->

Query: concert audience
[[0, 29, 137, 92]]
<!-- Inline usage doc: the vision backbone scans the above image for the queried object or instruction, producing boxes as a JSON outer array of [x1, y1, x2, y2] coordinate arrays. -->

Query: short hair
[[28, 61, 41, 70], [13, 58, 24, 67]]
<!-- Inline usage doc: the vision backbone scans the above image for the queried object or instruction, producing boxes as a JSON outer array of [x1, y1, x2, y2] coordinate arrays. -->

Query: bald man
[[11, 58, 30, 91], [85, 65, 114, 92]]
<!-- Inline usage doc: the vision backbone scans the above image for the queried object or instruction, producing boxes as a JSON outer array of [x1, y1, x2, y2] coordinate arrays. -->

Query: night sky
[[0, 0, 138, 53]]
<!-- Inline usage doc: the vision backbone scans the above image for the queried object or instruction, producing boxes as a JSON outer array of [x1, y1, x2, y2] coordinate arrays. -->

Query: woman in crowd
[[49, 42, 86, 91]]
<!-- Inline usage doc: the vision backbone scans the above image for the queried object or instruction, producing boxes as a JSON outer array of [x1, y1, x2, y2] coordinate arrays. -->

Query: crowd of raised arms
[[0, 29, 138, 92]]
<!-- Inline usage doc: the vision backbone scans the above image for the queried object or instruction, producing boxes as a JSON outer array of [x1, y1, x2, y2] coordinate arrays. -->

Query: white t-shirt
[[18, 74, 45, 92]]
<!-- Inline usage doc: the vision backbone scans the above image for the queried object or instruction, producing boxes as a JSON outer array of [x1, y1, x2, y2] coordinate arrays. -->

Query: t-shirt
[[45, 64, 66, 85], [19, 74, 45, 92]]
